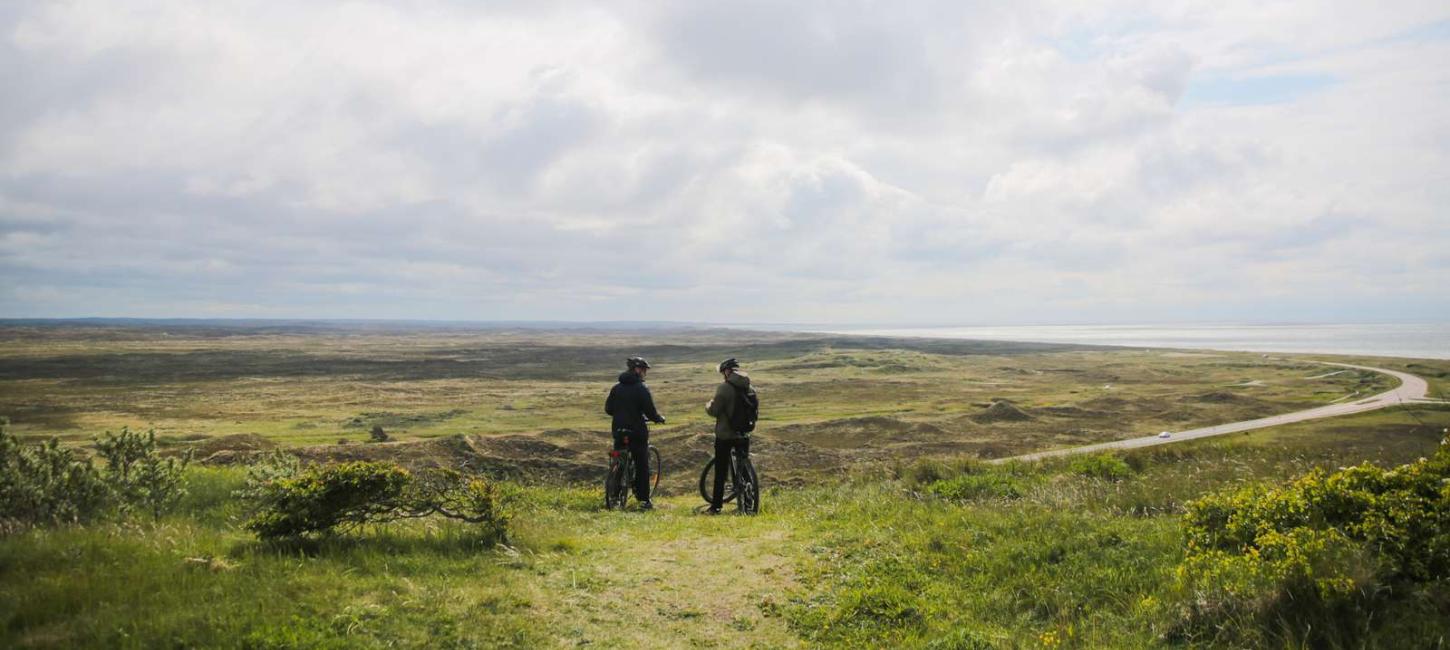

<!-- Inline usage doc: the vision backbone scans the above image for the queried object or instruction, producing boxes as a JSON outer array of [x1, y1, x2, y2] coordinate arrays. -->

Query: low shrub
[[1066, 453, 1133, 481], [1170, 435, 1450, 645], [906, 459, 952, 485], [901, 458, 987, 487], [95, 427, 192, 519], [1, 423, 191, 531], [1, 422, 110, 530], [243, 460, 509, 542], [927, 472, 1025, 501]]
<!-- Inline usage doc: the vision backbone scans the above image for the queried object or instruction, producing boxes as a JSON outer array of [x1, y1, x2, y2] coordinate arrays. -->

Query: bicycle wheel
[[698, 458, 737, 504], [606, 455, 631, 509], [620, 456, 636, 508], [604, 456, 621, 509], [736, 454, 760, 514], [648, 446, 662, 498]]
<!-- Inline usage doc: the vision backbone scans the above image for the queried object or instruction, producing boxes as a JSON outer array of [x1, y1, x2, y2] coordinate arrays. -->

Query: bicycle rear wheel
[[698, 459, 737, 504], [604, 457, 619, 509], [605, 456, 631, 509]]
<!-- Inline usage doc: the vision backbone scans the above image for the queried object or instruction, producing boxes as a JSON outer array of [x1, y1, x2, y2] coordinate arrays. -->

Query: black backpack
[[730, 385, 759, 434]]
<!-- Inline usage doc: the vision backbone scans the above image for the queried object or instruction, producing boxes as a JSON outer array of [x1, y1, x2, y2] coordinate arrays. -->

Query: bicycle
[[604, 434, 661, 510], [698, 440, 759, 514]]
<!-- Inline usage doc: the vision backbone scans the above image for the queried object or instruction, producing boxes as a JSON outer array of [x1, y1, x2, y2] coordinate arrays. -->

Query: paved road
[[998, 362, 1438, 464]]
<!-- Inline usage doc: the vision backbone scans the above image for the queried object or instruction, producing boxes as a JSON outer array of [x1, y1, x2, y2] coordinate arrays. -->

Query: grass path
[[516, 497, 805, 648]]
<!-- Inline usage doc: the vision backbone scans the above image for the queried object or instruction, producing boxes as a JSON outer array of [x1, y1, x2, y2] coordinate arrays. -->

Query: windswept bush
[[1170, 435, 1450, 645], [244, 460, 509, 542]]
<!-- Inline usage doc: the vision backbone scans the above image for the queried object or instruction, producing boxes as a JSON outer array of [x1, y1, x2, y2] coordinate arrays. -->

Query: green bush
[[1, 422, 110, 531], [900, 458, 987, 487], [1171, 435, 1450, 645], [235, 450, 302, 502], [95, 427, 192, 519], [244, 460, 510, 542], [1066, 453, 1133, 481], [2, 424, 196, 532], [927, 472, 1025, 501], [905, 459, 952, 485]]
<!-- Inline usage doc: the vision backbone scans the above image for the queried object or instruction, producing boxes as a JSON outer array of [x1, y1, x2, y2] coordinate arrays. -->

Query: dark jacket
[[705, 371, 754, 441], [605, 370, 663, 435]]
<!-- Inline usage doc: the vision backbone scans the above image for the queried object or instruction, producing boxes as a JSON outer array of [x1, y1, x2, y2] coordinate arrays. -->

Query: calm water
[[781, 323, 1450, 360]]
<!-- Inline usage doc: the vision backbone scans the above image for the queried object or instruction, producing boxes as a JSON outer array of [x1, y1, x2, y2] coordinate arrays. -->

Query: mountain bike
[[698, 441, 759, 514], [604, 435, 661, 510]]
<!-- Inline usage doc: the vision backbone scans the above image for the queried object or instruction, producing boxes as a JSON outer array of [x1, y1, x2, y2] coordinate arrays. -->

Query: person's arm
[[706, 382, 730, 418], [605, 385, 616, 416], [642, 385, 664, 423]]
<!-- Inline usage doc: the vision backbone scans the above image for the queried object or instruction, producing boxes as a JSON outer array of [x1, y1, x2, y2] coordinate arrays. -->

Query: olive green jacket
[[705, 371, 753, 440]]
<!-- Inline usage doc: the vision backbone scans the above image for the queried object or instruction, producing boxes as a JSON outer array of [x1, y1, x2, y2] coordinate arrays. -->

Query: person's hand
[[706, 400, 714, 409]]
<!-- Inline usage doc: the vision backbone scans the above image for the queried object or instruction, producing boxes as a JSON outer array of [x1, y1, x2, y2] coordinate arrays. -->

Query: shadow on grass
[[231, 523, 509, 559]]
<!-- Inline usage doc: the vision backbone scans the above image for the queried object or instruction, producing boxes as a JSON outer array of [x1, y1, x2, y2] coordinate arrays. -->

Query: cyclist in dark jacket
[[605, 356, 665, 508]]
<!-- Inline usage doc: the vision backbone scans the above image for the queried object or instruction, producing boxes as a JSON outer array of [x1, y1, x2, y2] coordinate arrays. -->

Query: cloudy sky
[[2, 1, 1447, 324]]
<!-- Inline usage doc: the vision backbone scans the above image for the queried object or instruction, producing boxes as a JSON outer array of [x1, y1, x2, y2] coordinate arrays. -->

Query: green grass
[[5, 405, 1448, 648], [1, 467, 545, 648]]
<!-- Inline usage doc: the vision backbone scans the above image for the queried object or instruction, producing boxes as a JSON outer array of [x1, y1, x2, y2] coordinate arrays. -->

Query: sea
[[753, 323, 1450, 360]]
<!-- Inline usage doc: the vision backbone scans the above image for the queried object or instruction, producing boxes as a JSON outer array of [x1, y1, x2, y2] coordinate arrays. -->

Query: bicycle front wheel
[[698, 459, 737, 504], [648, 446, 662, 498], [736, 455, 760, 515]]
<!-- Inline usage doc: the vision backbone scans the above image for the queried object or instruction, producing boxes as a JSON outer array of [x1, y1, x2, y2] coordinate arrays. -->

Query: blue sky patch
[[1180, 72, 1337, 107]]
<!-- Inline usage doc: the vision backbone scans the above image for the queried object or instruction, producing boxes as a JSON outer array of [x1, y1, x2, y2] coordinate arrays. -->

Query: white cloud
[[0, 0, 1446, 323]]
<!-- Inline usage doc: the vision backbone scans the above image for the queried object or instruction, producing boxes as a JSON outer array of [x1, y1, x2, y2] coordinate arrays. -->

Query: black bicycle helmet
[[717, 357, 740, 373], [626, 356, 651, 370]]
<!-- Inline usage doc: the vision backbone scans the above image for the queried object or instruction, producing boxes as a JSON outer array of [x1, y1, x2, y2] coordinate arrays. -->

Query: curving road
[[999, 362, 1438, 464]]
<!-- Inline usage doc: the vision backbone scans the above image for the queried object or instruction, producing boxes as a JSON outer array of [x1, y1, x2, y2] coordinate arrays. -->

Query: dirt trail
[[1002, 362, 1437, 463], [522, 500, 804, 648]]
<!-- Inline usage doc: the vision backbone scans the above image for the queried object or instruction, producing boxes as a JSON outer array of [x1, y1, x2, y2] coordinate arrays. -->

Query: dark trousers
[[711, 437, 751, 509], [613, 429, 651, 501]]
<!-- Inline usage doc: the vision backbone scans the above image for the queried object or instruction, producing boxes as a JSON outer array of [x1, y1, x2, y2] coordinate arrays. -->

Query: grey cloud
[[0, 1, 1447, 323], [654, 2, 933, 105]]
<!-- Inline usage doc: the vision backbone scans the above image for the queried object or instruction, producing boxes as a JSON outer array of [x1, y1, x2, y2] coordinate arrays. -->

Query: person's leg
[[630, 433, 651, 502], [710, 437, 731, 510]]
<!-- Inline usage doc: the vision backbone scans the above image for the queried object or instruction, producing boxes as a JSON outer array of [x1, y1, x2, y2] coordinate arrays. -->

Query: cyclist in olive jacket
[[704, 357, 754, 514], [605, 356, 665, 509]]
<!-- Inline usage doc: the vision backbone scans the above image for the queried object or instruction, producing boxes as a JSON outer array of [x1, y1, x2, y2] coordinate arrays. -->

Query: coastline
[[740, 322, 1450, 361]]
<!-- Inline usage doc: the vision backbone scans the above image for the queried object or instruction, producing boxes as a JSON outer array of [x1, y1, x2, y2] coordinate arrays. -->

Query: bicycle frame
[[698, 441, 759, 513]]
